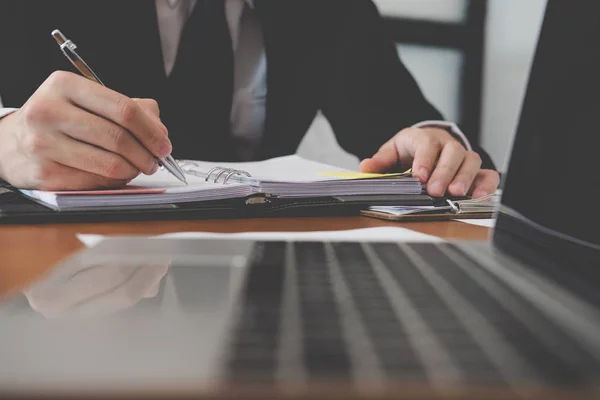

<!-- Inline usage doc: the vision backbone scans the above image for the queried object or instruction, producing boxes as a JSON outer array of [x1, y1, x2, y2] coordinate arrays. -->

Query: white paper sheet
[[77, 227, 443, 248], [454, 219, 496, 228]]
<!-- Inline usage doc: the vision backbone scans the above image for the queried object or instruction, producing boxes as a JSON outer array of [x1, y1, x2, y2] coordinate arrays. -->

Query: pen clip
[[52, 30, 79, 58], [61, 39, 78, 52], [51, 29, 75, 50]]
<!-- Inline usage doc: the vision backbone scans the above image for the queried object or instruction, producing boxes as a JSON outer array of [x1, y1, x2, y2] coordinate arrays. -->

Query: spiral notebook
[[19, 155, 423, 211]]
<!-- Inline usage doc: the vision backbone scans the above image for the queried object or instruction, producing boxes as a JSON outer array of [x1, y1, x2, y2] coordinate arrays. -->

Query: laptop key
[[224, 242, 287, 381]]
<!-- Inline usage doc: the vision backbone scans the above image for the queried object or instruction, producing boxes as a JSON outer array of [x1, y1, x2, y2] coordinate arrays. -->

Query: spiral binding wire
[[177, 161, 252, 184], [205, 167, 252, 184], [446, 192, 499, 214]]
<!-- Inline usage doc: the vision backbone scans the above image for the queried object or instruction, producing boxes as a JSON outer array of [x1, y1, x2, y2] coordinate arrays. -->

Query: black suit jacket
[[0, 0, 495, 168]]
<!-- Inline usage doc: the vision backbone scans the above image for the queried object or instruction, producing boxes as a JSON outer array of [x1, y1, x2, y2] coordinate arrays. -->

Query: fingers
[[447, 151, 482, 197], [426, 141, 466, 197], [34, 130, 140, 182], [46, 71, 171, 157], [58, 107, 159, 175], [30, 162, 129, 191], [360, 128, 450, 183], [411, 135, 442, 183], [469, 170, 501, 199]]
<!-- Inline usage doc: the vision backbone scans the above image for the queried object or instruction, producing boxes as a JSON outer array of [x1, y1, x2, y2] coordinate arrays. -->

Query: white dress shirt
[[0, 0, 470, 158]]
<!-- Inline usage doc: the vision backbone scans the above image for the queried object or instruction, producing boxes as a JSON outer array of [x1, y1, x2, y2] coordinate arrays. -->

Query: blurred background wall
[[298, 0, 548, 171]]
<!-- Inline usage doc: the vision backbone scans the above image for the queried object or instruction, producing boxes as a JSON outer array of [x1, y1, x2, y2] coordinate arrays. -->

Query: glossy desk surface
[[0, 217, 489, 299], [3, 217, 546, 400]]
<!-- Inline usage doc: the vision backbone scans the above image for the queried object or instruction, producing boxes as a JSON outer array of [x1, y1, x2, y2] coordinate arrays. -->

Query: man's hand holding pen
[[0, 71, 170, 190]]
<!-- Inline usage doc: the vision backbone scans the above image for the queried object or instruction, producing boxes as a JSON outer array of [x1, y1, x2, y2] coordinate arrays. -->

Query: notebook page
[[130, 167, 214, 189], [179, 155, 358, 184]]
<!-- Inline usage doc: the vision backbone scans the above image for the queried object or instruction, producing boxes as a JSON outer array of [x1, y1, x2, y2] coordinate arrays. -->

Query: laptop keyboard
[[223, 241, 600, 389]]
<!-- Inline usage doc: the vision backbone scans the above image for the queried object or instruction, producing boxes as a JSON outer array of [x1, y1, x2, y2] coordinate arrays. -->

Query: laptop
[[1, 0, 599, 397]]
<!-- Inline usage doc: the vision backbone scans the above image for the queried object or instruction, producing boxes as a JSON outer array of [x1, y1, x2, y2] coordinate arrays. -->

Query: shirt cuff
[[412, 120, 473, 152], [0, 108, 18, 119]]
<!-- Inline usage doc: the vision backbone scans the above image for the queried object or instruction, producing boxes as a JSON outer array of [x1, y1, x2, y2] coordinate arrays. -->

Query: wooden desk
[[0, 217, 489, 298]]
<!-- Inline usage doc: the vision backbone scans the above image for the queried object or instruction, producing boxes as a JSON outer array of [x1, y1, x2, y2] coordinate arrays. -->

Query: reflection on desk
[[1, 246, 246, 392], [23, 260, 170, 319]]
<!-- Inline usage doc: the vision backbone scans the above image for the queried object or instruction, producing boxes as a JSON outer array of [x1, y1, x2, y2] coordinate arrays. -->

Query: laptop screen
[[494, 0, 600, 248]]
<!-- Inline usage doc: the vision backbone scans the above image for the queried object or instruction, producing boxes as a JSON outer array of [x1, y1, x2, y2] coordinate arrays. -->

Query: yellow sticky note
[[317, 169, 412, 179]]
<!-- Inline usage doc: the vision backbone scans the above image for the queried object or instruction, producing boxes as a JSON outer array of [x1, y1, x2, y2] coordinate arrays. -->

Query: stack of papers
[[20, 155, 422, 211]]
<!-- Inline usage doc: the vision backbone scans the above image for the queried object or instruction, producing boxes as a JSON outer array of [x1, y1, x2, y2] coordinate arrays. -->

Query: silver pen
[[51, 29, 187, 185]]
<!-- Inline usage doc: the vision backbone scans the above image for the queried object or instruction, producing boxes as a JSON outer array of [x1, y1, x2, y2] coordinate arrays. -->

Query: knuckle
[[414, 133, 435, 150], [469, 151, 481, 162], [116, 97, 138, 125], [487, 170, 501, 185], [417, 129, 438, 142], [23, 132, 49, 154], [23, 100, 56, 128], [397, 128, 418, 143], [400, 127, 417, 136], [447, 140, 465, 153], [101, 156, 128, 179], [105, 125, 129, 152], [46, 70, 71, 88], [398, 128, 413, 136], [101, 157, 138, 180], [147, 99, 159, 112], [468, 151, 482, 164], [427, 138, 442, 152], [421, 127, 436, 138]]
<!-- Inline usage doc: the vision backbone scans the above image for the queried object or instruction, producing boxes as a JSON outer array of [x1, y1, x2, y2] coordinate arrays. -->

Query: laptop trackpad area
[[0, 238, 255, 391]]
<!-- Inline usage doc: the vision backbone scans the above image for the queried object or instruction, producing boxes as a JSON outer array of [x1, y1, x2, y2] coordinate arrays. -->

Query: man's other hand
[[360, 127, 500, 199]]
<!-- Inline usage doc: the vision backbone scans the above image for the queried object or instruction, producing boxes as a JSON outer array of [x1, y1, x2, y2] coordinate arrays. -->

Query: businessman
[[0, 0, 499, 198]]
